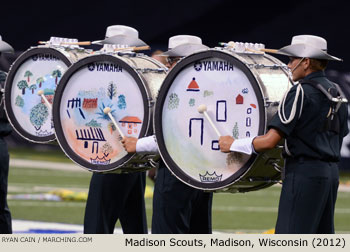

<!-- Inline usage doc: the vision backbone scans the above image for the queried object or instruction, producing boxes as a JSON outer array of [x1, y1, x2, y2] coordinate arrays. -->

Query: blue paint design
[[247, 108, 252, 114], [79, 108, 85, 119], [246, 117, 251, 127], [216, 100, 227, 122], [66, 109, 71, 118], [189, 118, 204, 145], [118, 94, 126, 109], [246, 131, 251, 137], [211, 140, 220, 150]]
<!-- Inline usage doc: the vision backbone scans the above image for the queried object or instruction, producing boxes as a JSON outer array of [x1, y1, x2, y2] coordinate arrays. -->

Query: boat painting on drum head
[[154, 49, 291, 192], [53, 54, 154, 172], [4, 47, 86, 143]]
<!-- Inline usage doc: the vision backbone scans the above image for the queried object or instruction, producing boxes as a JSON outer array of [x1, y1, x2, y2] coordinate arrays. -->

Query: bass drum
[[154, 48, 293, 192], [53, 52, 167, 173], [4, 45, 89, 143]]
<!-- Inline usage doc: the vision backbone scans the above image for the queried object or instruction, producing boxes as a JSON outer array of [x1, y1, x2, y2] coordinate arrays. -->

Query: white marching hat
[[162, 35, 209, 57], [276, 35, 342, 61], [101, 25, 147, 47], [0, 35, 14, 53]]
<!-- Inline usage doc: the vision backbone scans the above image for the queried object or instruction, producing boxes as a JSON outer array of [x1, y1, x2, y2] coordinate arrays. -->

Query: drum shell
[[154, 48, 292, 192], [53, 52, 167, 172], [3, 46, 89, 143]]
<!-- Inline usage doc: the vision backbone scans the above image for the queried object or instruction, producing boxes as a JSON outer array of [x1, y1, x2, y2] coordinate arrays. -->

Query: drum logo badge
[[199, 171, 223, 183], [87, 63, 95, 71], [194, 61, 202, 71]]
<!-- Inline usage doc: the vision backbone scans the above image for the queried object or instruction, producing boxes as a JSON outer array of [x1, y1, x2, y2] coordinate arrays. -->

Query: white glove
[[229, 137, 256, 155], [136, 135, 159, 154]]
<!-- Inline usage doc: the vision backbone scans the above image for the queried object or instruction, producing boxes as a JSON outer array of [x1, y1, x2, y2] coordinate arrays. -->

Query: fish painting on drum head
[[4, 43, 89, 143], [154, 49, 292, 192], [53, 54, 166, 172]]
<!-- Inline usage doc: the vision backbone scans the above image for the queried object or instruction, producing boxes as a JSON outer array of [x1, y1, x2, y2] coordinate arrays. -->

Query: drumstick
[[38, 41, 92, 45], [37, 90, 52, 110], [103, 107, 125, 138], [197, 104, 221, 137], [114, 45, 150, 52]]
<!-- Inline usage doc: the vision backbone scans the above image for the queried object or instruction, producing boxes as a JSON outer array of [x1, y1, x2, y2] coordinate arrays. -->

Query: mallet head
[[103, 107, 111, 114], [197, 104, 207, 114]]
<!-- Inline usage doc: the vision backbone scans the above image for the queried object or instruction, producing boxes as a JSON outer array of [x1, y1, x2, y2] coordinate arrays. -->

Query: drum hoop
[[154, 49, 266, 190], [53, 54, 151, 172], [4, 47, 72, 143]]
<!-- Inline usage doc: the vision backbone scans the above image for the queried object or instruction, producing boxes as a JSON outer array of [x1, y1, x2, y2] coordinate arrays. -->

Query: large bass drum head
[[4, 48, 71, 143], [53, 54, 150, 172], [155, 50, 265, 190]]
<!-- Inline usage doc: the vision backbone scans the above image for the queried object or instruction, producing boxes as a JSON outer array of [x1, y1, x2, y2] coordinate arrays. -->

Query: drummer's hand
[[121, 137, 138, 153], [219, 136, 234, 153]]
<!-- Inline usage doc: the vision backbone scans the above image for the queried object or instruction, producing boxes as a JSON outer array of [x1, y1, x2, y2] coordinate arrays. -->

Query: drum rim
[[154, 49, 265, 190], [4, 47, 72, 143], [53, 54, 151, 172]]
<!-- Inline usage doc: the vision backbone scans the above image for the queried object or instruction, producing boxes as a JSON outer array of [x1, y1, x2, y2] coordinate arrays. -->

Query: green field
[[7, 147, 350, 233]]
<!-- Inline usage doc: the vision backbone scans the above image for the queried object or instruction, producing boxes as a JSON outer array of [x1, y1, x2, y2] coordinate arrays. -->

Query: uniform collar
[[303, 71, 326, 80]]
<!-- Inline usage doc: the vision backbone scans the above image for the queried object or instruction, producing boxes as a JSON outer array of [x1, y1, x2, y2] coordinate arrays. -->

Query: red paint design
[[236, 94, 244, 104], [250, 104, 257, 108]]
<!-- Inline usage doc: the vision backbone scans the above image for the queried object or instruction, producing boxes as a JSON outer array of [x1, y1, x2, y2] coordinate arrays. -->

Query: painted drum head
[[4, 48, 71, 143], [53, 54, 151, 172], [154, 50, 266, 190]]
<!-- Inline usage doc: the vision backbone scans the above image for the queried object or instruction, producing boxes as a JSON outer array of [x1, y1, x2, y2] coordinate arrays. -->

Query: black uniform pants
[[275, 158, 339, 234], [84, 172, 147, 234], [152, 162, 213, 234], [0, 138, 12, 234]]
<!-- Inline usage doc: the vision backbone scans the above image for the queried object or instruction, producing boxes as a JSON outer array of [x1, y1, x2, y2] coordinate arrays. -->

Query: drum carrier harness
[[279, 79, 348, 157]]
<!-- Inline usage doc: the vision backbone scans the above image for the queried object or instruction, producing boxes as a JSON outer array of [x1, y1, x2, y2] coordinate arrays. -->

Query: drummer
[[122, 35, 214, 234], [0, 35, 14, 234], [219, 35, 348, 233], [83, 25, 148, 234]]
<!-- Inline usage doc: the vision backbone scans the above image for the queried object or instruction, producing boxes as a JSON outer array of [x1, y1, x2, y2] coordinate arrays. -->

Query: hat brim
[[274, 44, 342, 61], [161, 43, 209, 57], [0, 40, 14, 53], [101, 34, 147, 47]]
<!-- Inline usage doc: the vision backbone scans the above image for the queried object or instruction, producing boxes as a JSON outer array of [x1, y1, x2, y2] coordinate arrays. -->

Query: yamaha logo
[[31, 54, 59, 61], [87, 62, 122, 72]]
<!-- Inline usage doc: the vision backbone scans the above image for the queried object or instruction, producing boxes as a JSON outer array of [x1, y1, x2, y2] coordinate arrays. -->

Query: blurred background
[[1, 0, 349, 233]]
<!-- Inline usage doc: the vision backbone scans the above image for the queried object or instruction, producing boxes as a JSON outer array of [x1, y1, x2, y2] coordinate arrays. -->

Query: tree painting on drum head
[[29, 103, 49, 130], [24, 70, 33, 82], [17, 80, 28, 95], [52, 69, 62, 85], [168, 93, 179, 110], [117, 94, 126, 109], [107, 81, 117, 100], [36, 77, 44, 88], [101, 142, 113, 157], [15, 95, 24, 107], [29, 84, 37, 94]]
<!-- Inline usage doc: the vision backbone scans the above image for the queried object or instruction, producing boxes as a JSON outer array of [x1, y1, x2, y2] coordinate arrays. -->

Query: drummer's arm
[[219, 128, 283, 154], [121, 135, 159, 154], [252, 128, 284, 152]]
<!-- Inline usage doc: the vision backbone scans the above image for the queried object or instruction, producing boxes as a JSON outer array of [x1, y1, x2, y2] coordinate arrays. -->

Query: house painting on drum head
[[119, 116, 142, 135]]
